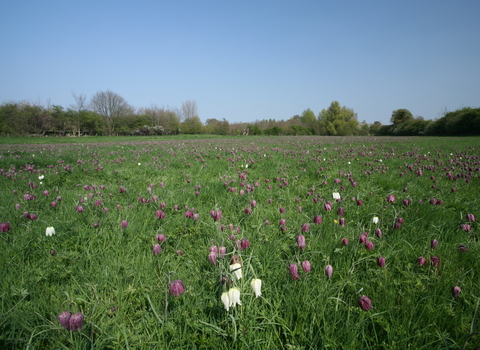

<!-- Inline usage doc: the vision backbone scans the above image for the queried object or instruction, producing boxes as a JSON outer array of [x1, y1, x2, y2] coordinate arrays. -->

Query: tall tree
[[90, 90, 133, 135], [181, 100, 198, 121], [317, 101, 359, 136], [69, 92, 87, 136], [391, 109, 413, 126]]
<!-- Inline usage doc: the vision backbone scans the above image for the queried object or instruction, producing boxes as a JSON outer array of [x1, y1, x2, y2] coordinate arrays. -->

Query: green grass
[[0, 136, 479, 349]]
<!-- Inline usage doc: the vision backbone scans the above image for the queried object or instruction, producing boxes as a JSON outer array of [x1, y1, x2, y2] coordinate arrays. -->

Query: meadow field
[[0, 135, 479, 349]]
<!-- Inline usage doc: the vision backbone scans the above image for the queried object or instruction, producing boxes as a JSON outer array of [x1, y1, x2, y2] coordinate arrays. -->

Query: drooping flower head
[[45, 226, 55, 236], [170, 279, 185, 297], [301, 260, 311, 273], [452, 286, 461, 298], [377, 257, 386, 267], [325, 264, 333, 277], [358, 295, 372, 311], [228, 287, 242, 308], [153, 244, 162, 255], [251, 279, 262, 298], [58, 311, 71, 330], [69, 312, 84, 332], [297, 235, 306, 250]]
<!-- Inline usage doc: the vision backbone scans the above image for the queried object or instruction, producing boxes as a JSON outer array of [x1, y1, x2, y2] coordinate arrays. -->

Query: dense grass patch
[[1, 136, 479, 349]]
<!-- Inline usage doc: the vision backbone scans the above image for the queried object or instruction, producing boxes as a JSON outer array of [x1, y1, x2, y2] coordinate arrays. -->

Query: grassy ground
[[0, 136, 479, 349]]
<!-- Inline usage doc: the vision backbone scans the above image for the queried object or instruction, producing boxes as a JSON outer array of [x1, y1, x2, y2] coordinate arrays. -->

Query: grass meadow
[[0, 135, 479, 349]]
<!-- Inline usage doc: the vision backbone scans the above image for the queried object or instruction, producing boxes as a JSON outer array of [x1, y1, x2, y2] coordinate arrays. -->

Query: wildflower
[[457, 245, 469, 252], [358, 295, 372, 311], [372, 216, 379, 224], [314, 215, 322, 224], [45, 226, 55, 236], [251, 279, 262, 298], [339, 218, 346, 227], [387, 195, 395, 203], [325, 264, 333, 277], [297, 235, 306, 250], [301, 260, 311, 272], [461, 224, 472, 232], [375, 228, 382, 238], [431, 239, 438, 249], [153, 244, 162, 255], [221, 292, 230, 311], [156, 210, 166, 219], [170, 279, 185, 297], [121, 220, 128, 229], [156, 234, 165, 242], [332, 192, 341, 200], [230, 263, 242, 280], [301, 224, 310, 232], [289, 264, 299, 280], [241, 238, 250, 250], [29, 213, 38, 220], [377, 257, 386, 267], [452, 286, 461, 298], [69, 312, 84, 331], [467, 214, 476, 222], [0, 222, 10, 232], [324, 203, 332, 211], [356, 199, 363, 206], [228, 287, 242, 308], [338, 207, 344, 216], [365, 241, 374, 250], [58, 311, 71, 330], [75, 205, 84, 213], [417, 256, 426, 266], [279, 207, 285, 214], [279, 219, 286, 226], [219, 246, 226, 258], [208, 251, 218, 265], [431, 256, 440, 267], [210, 210, 222, 222], [342, 238, 349, 246], [250, 200, 257, 208]]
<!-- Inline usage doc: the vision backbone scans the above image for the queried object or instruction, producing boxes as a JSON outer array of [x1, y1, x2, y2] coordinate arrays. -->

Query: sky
[[1, 0, 479, 125]]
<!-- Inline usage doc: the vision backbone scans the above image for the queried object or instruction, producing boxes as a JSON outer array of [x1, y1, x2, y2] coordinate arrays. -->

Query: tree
[[181, 100, 198, 121], [69, 92, 87, 136], [317, 101, 359, 136], [300, 108, 316, 125], [90, 90, 134, 135], [390, 109, 413, 126]]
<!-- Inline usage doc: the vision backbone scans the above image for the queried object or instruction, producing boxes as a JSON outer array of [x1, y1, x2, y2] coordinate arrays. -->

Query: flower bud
[[377, 257, 385, 267], [452, 286, 461, 298], [325, 264, 333, 277], [314, 215, 322, 224], [339, 218, 345, 227], [387, 195, 395, 203], [430, 256, 440, 267], [375, 228, 382, 238], [365, 241, 374, 250], [358, 295, 372, 311], [342, 238, 349, 246], [431, 239, 438, 249], [121, 220, 128, 229], [208, 251, 218, 265], [467, 214, 476, 222]]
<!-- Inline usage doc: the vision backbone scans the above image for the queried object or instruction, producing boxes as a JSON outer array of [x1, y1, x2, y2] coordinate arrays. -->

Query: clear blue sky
[[1, 0, 479, 125]]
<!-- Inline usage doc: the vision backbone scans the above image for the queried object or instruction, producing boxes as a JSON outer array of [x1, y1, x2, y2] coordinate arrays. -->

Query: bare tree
[[90, 90, 133, 135], [181, 100, 198, 121], [69, 92, 87, 136]]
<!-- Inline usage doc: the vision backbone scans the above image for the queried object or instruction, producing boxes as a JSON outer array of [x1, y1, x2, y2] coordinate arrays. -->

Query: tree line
[[0, 90, 478, 136]]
